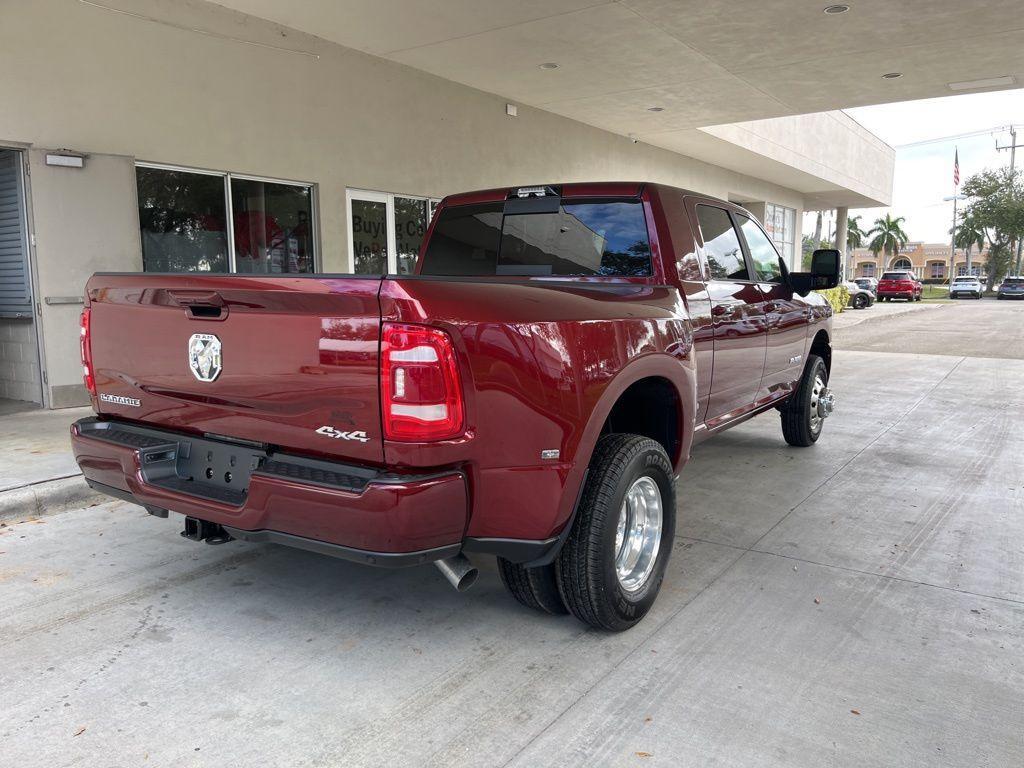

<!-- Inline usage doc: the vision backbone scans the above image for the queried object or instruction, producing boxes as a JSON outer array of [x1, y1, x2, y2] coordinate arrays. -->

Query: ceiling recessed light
[[823, 4, 850, 13], [539, 62, 559, 70], [881, 72, 903, 79], [647, 106, 665, 112], [948, 75, 1016, 91]]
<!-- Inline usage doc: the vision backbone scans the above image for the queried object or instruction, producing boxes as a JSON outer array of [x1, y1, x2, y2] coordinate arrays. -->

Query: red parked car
[[72, 183, 839, 630], [876, 270, 923, 301]]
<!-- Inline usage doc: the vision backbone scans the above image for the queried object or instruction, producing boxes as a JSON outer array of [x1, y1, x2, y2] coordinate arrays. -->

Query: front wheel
[[781, 354, 832, 447], [557, 434, 675, 631], [852, 294, 868, 310]]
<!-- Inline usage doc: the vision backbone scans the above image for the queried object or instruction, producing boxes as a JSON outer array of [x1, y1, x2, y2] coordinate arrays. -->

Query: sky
[[803, 88, 1024, 245]]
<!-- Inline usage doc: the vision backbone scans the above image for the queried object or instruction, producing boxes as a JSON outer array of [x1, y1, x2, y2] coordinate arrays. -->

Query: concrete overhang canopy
[[212, 0, 1024, 129]]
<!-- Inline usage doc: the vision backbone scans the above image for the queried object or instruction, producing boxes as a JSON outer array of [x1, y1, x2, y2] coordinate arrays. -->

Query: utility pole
[[996, 125, 1024, 274]]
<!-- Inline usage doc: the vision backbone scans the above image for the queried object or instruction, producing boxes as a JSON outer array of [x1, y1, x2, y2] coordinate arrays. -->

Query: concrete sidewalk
[[0, 405, 100, 519]]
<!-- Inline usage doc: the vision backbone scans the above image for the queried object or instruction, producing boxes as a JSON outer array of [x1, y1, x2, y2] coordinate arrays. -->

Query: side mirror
[[788, 248, 842, 296]]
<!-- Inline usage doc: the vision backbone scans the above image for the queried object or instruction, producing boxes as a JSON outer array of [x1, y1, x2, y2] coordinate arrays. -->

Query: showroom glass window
[[231, 178, 314, 274], [137, 165, 316, 273], [348, 190, 439, 275], [764, 202, 795, 266]]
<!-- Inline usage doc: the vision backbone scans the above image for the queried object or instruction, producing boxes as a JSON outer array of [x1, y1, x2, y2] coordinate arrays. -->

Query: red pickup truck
[[72, 183, 839, 630]]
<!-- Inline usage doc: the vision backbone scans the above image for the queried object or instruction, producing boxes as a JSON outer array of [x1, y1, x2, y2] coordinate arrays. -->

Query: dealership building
[[6, 0, 1020, 409]]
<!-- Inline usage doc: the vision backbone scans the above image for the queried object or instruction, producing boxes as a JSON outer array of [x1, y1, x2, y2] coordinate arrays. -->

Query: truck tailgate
[[85, 274, 384, 465]]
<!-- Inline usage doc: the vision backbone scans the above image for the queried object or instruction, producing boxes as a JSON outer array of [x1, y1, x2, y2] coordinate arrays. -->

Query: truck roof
[[441, 182, 728, 208]]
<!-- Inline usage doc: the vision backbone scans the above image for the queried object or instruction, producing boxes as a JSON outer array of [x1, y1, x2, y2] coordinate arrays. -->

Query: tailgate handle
[[167, 290, 227, 320]]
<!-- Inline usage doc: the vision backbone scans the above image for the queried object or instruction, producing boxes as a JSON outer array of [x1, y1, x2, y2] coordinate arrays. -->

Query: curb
[[0, 475, 108, 521]]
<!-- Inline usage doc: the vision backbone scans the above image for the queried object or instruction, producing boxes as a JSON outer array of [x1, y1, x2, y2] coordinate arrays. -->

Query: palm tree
[[867, 214, 910, 268], [951, 213, 986, 276], [847, 215, 866, 251]]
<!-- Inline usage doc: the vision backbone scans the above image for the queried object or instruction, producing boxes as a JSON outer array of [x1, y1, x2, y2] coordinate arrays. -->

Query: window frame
[[763, 202, 795, 267], [135, 161, 320, 274], [694, 203, 756, 284], [347, 188, 440, 274]]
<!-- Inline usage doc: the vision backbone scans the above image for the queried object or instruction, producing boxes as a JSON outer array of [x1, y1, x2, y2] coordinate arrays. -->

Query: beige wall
[[27, 150, 142, 406], [0, 0, 811, 404]]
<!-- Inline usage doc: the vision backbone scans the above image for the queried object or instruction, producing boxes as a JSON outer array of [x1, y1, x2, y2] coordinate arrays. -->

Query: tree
[[951, 213, 985, 275], [960, 167, 1024, 288], [866, 214, 909, 267], [846, 215, 866, 251], [801, 234, 817, 270]]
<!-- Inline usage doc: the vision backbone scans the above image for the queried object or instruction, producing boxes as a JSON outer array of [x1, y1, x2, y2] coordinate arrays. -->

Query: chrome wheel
[[613, 476, 663, 593], [809, 374, 834, 434]]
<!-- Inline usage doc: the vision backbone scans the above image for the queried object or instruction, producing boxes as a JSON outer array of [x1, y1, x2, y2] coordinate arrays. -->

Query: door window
[[350, 197, 389, 274], [695, 205, 748, 281], [348, 190, 439, 274], [737, 215, 784, 282]]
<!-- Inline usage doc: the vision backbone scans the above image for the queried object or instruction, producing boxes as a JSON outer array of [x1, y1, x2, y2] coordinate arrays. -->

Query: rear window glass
[[1003, 278, 1023, 285], [420, 199, 651, 277], [953, 277, 976, 283], [881, 272, 912, 280]]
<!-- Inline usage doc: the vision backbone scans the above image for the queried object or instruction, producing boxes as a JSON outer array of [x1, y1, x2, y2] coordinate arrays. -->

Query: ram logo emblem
[[188, 333, 222, 382]]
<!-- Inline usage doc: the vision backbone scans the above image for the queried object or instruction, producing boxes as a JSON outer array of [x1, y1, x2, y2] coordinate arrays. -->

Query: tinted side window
[[737, 215, 783, 282], [696, 205, 748, 281], [420, 203, 502, 276]]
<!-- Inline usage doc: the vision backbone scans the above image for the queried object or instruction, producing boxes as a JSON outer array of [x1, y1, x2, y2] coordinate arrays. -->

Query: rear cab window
[[881, 272, 913, 280], [420, 198, 651, 277]]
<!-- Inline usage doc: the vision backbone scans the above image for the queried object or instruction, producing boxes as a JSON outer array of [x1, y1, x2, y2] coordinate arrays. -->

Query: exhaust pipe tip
[[434, 554, 479, 592]]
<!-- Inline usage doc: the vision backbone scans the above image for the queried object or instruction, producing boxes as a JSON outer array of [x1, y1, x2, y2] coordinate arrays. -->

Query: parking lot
[[2, 301, 1022, 767]]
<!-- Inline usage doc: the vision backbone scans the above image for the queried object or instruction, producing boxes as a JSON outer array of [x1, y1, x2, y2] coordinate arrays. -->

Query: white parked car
[[950, 276, 983, 299]]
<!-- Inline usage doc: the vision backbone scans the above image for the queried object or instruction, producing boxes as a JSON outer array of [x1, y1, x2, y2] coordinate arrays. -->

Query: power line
[[894, 125, 1017, 149]]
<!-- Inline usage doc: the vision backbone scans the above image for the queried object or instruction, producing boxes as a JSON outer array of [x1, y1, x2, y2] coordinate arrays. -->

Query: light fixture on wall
[[822, 4, 850, 14], [45, 152, 85, 168], [647, 106, 665, 112], [881, 72, 903, 79], [538, 62, 559, 70]]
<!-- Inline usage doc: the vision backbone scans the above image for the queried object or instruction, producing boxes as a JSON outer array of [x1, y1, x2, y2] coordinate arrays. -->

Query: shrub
[[815, 285, 849, 314]]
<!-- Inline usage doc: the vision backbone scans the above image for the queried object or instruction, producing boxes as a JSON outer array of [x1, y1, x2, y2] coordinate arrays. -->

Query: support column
[[834, 206, 849, 279]]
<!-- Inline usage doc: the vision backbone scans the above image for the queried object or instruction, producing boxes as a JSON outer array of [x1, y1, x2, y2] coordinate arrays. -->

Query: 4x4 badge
[[316, 426, 370, 443], [188, 333, 222, 382]]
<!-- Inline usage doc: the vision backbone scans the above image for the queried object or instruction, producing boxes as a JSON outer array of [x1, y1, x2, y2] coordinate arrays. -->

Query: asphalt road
[[2, 305, 1023, 767], [836, 298, 1024, 358]]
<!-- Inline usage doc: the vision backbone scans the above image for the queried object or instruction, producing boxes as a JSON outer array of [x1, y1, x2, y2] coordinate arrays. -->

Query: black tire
[[853, 293, 867, 309], [781, 354, 829, 447], [497, 558, 567, 615], [556, 434, 675, 632]]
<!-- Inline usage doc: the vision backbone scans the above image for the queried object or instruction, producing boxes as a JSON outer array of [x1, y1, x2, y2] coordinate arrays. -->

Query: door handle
[[167, 290, 227, 320]]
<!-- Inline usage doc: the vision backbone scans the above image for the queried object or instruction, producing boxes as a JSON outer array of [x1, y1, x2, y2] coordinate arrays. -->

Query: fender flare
[[545, 353, 697, 546]]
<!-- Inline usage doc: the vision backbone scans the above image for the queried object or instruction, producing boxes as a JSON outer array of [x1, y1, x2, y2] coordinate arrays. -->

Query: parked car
[[877, 270, 923, 302], [845, 280, 874, 309], [997, 276, 1024, 299], [949, 275, 983, 299], [71, 183, 840, 631], [854, 277, 877, 295]]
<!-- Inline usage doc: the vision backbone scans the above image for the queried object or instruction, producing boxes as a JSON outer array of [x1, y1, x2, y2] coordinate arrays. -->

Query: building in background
[[852, 242, 988, 281]]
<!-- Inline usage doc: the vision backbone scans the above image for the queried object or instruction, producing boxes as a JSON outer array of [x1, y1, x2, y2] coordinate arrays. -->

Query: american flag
[[954, 148, 960, 187]]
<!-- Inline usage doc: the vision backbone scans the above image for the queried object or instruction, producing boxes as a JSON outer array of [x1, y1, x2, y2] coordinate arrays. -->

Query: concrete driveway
[[1, 302, 1022, 767]]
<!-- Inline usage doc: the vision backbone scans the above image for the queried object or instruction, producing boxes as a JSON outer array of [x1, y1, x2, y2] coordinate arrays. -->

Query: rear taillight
[[80, 308, 96, 397], [381, 323, 464, 441]]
